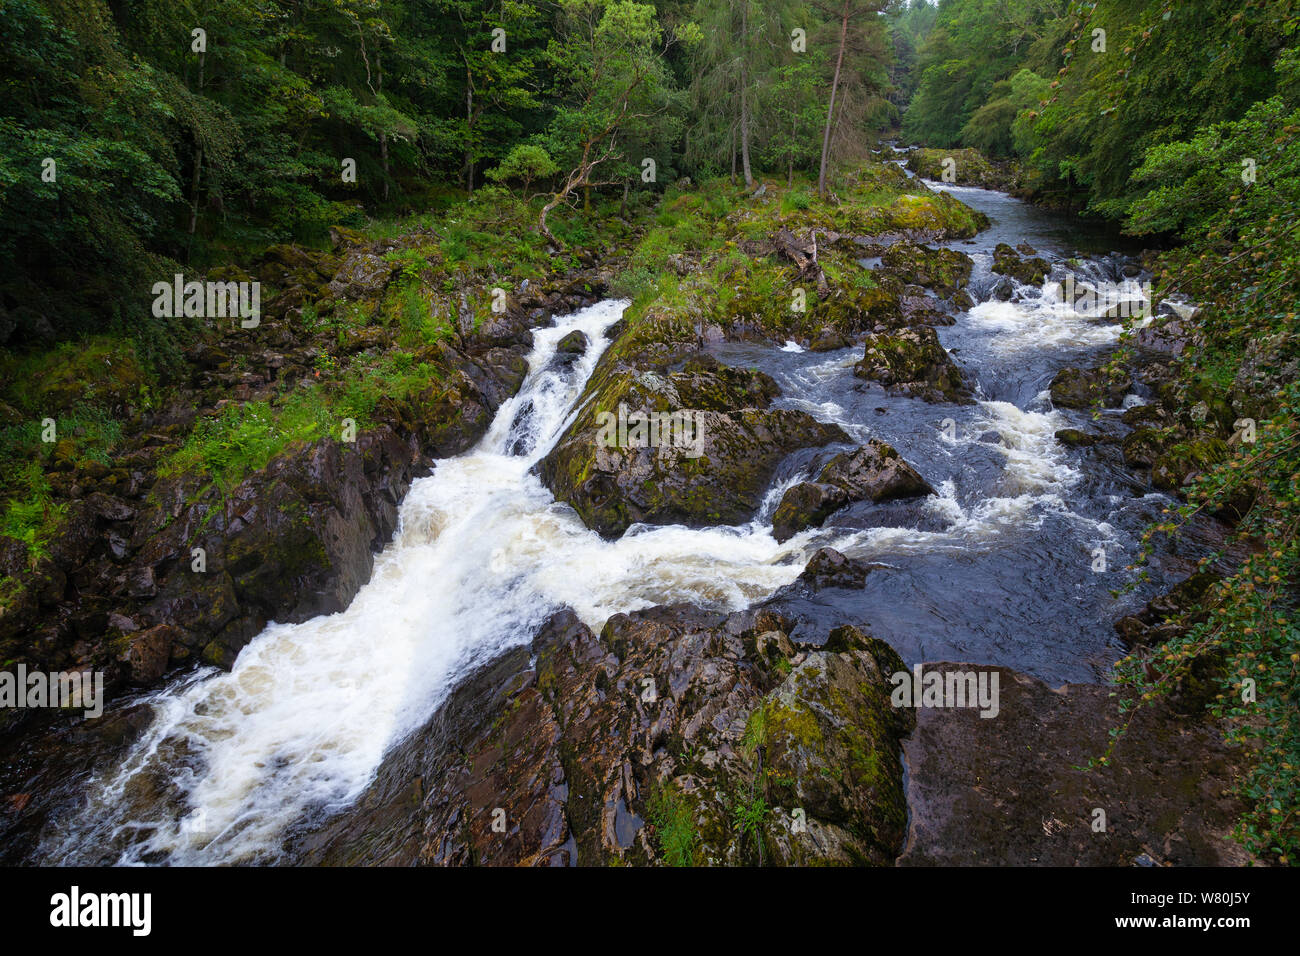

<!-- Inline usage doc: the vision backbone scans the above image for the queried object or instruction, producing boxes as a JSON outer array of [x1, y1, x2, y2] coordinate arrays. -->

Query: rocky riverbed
[[0, 168, 1260, 867]]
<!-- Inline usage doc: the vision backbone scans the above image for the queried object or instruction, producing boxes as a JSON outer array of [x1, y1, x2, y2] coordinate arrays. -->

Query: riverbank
[[0, 159, 1283, 866]]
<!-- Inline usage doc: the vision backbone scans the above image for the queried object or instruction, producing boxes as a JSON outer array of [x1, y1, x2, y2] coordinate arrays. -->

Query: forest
[[0, 0, 1297, 871]]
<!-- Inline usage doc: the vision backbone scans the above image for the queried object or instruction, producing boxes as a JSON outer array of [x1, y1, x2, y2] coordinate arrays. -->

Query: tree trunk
[[730, 126, 737, 186], [465, 65, 475, 192], [818, 2, 850, 198], [789, 114, 797, 186], [187, 50, 206, 257], [378, 54, 389, 201], [739, 0, 754, 190]]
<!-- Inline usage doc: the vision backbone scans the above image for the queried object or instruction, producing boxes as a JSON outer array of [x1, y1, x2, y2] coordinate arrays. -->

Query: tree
[[485, 143, 559, 193], [536, 0, 677, 241], [685, 0, 799, 187], [812, 0, 894, 196]]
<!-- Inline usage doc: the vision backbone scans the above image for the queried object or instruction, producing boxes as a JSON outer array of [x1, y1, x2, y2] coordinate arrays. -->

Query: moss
[[1152, 437, 1230, 492], [1, 336, 149, 417]]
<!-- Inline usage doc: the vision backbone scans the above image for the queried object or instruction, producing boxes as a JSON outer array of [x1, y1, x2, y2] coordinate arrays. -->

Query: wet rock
[[1114, 571, 1218, 650], [553, 329, 589, 365], [897, 291, 955, 328], [540, 357, 848, 538], [991, 243, 1050, 286], [898, 663, 1251, 866], [1121, 403, 1166, 427], [119, 625, 175, 684], [1121, 426, 1166, 467], [809, 328, 851, 351], [818, 440, 934, 502], [1135, 317, 1190, 356], [771, 440, 932, 542], [296, 604, 912, 867], [796, 548, 879, 589], [772, 483, 849, 543], [855, 326, 974, 404], [1049, 365, 1130, 410], [1055, 428, 1098, 448]]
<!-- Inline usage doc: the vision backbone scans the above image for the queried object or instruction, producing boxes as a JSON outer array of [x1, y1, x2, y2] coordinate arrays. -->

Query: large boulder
[[899, 663, 1252, 866], [540, 355, 848, 538], [295, 605, 913, 867], [771, 440, 933, 542], [881, 242, 973, 299], [771, 482, 848, 543], [991, 242, 1050, 286], [327, 251, 398, 302], [796, 547, 881, 590], [854, 326, 974, 404], [818, 440, 935, 502], [1049, 365, 1130, 410]]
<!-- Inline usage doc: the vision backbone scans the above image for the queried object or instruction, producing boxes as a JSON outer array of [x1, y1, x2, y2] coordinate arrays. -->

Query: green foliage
[[903, 0, 1067, 148], [1088, 37, 1300, 866], [1027, 0, 1294, 213], [733, 793, 769, 841], [647, 783, 698, 866], [163, 399, 325, 493], [485, 144, 560, 193], [1111, 384, 1300, 865], [0, 461, 64, 564]]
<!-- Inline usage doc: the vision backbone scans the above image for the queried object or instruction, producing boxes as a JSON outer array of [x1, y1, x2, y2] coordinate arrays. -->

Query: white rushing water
[[46, 300, 831, 865], [43, 201, 1149, 864]]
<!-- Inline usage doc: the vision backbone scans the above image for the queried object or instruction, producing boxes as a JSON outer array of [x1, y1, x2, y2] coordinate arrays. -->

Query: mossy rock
[[1151, 438, 1229, 492], [1056, 428, 1098, 448], [540, 348, 849, 537], [855, 326, 974, 404], [881, 242, 973, 297], [1049, 365, 1129, 410], [12, 336, 147, 417], [905, 147, 1013, 190], [1122, 427, 1167, 467], [992, 243, 1050, 286], [772, 482, 849, 543]]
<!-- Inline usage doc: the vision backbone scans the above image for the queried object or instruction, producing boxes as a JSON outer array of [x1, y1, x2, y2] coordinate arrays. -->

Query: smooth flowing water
[[33, 182, 1186, 865]]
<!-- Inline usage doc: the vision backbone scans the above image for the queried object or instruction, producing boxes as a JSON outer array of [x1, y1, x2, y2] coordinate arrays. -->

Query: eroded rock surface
[[540, 354, 848, 538], [295, 605, 914, 867], [899, 664, 1251, 866], [772, 441, 934, 542], [855, 326, 974, 404]]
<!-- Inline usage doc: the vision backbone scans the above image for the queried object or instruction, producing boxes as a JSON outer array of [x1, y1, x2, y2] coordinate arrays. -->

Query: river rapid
[[24, 181, 1198, 865]]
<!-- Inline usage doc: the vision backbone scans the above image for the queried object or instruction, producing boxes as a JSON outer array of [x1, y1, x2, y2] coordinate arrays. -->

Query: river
[[22, 181, 1194, 865]]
